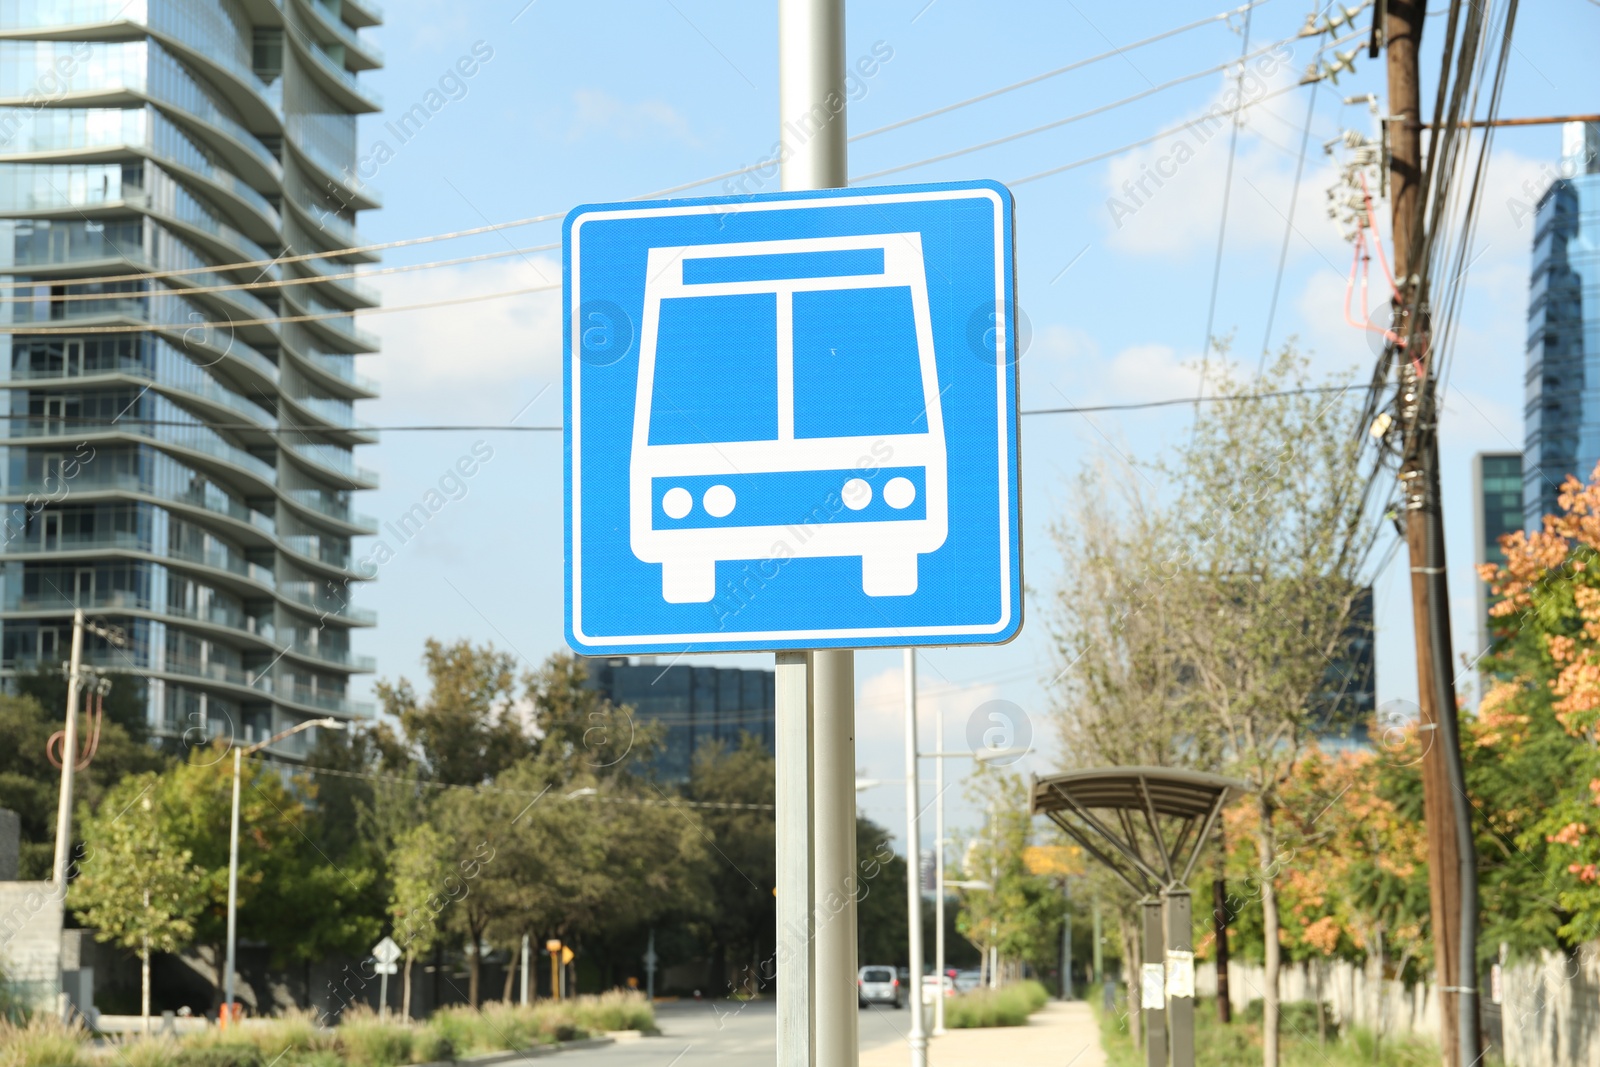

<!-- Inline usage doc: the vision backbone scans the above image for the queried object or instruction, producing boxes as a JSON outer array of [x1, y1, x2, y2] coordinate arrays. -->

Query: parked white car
[[921, 974, 957, 1004]]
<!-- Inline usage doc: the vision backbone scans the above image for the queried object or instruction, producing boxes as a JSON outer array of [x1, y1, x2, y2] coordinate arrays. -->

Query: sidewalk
[[860, 1001, 1107, 1067]]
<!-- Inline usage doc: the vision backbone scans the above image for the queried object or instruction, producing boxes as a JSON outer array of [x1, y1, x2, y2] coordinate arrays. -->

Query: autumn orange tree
[[1477, 464, 1600, 947]]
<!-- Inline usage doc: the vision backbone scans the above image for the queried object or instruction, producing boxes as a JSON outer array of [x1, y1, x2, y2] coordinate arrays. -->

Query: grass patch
[[943, 979, 1050, 1029], [0, 1015, 88, 1067], [0, 992, 657, 1067], [1091, 984, 1444, 1067]]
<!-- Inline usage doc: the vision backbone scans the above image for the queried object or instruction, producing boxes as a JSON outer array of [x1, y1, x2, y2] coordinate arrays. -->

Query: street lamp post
[[224, 717, 343, 1023], [921, 744, 1029, 1021]]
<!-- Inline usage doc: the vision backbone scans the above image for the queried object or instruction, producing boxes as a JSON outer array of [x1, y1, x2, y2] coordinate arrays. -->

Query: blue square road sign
[[564, 180, 1021, 654]]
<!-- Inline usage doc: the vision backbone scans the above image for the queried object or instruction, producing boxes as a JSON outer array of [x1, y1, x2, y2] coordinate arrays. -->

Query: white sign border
[[567, 185, 1017, 652]]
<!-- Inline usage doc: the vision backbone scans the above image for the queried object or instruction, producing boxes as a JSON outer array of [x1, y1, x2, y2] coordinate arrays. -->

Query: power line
[[1196, 2, 1254, 409], [851, 31, 1297, 185], [0, 282, 559, 335], [0, 244, 559, 306], [1006, 82, 1302, 186], [1258, 76, 1321, 373], [3, 386, 1355, 435], [849, 0, 1274, 142]]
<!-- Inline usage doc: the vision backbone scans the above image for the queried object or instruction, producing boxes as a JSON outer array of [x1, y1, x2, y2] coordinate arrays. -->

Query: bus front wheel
[[662, 559, 716, 604], [862, 554, 918, 597]]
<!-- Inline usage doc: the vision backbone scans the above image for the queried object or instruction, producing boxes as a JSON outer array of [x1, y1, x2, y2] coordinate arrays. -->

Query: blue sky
[[345, 0, 1600, 849]]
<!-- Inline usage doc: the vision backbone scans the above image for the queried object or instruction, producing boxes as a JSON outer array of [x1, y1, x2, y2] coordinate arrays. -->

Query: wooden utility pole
[[1384, 3, 1480, 1065]]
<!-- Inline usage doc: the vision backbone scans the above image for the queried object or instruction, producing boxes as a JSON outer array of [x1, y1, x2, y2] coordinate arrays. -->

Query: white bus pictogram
[[631, 232, 949, 603]]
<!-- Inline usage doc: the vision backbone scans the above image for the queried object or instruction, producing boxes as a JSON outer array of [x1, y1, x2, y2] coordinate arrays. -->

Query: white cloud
[[1100, 58, 1341, 258], [365, 256, 563, 422], [569, 89, 701, 147]]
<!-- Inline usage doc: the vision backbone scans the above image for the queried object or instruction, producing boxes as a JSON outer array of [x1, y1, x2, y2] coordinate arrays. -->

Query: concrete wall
[[0, 881, 62, 1010], [1194, 948, 1600, 1067]]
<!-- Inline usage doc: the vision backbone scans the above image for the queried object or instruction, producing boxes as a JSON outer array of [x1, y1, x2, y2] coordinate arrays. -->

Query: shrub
[[1240, 998, 1337, 1038], [943, 980, 1050, 1029], [105, 1035, 182, 1067], [335, 1011, 414, 1067], [0, 1015, 88, 1067], [172, 1045, 264, 1067], [569, 990, 654, 1032]]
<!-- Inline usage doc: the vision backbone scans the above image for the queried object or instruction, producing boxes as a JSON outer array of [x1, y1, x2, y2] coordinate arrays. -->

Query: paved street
[[540, 999, 1103, 1066]]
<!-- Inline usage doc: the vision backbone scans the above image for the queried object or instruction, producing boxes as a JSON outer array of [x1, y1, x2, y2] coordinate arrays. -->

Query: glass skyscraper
[[1525, 121, 1600, 530], [0, 0, 381, 752], [581, 657, 775, 783], [1473, 452, 1523, 656]]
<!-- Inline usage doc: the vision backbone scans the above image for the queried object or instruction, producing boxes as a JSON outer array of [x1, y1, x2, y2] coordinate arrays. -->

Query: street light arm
[[244, 717, 344, 756]]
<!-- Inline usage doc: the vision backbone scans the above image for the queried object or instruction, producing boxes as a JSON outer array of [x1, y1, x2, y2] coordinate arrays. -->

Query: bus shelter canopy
[[1029, 767, 1248, 897]]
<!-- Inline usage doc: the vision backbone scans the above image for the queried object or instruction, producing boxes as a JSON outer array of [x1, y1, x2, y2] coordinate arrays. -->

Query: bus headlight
[[842, 478, 872, 510], [663, 487, 693, 519], [884, 477, 916, 509], [704, 484, 736, 517]]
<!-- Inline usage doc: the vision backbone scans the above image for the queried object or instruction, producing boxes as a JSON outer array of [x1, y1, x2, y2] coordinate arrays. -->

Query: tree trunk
[[141, 944, 151, 1033], [1257, 799, 1283, 1067], [502, 940, 520, 1003], [1214, 873, 1232, 1023], [468, 922, 483, 1007], [402, 953, 414, 1021]]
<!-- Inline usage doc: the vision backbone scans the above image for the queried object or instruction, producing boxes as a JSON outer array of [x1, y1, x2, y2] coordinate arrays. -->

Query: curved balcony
[[282, 487, 377, 534], [6, 287, 281, 391], [280, 436, 378, 489], [145, 3, 283, 129], [3, 531, 276, 594], [281, 287, 379, 353], [297, 349, 378, 399], [11, 412, 277, 495], [291, 33, 381, 114], [285, 135, 379, 212], [296, 0, 383, 70], [279, 392, 373, 446], [279, 532, 361, 578], [280, 580, 375, 626], [1, 465, 277, 544], [5, 340, 277, 430], [342, 0, 382, 29], [3, 589, 279, 657]]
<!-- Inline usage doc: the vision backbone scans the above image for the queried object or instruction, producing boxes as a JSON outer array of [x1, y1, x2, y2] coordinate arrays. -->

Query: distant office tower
[[581, 657, 775, 782], [1524, 121, 1600, 531], [1309, 585, 1375, 748], [1473, 452, 1523, 656], [0, 0, 382, 752]]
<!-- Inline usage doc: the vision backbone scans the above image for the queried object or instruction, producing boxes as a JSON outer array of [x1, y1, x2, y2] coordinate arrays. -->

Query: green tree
[[70, 772, 205, 1025], [953, 769, 1066, 985], [687, 736, 776, 987], [0, 682, 167, 878], [388, 821, 454, 1018], [1158, 351, 1373, 1067], [153, 746, 380, 1006], [377, 639, 532, 785]]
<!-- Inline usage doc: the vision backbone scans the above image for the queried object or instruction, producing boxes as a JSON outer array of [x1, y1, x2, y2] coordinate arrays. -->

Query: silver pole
[[224, 744, 242, 1021], [813, 650, 857, 1067], [932, 707, 946, 1036], [903, 651, 927, 1065], [50, 608, 84, 889], [779, 2, 849, 1064], [775, 652, 815, 1067], [521, 934, 530, 1007]]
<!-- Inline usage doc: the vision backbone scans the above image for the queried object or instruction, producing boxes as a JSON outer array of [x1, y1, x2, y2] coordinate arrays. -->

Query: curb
[[416, 1035, 617, 1066]]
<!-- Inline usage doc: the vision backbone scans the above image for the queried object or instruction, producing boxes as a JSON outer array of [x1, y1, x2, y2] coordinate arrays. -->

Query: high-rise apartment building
[[0, 0, 381, 752], [1525, 121, 1600, 530]]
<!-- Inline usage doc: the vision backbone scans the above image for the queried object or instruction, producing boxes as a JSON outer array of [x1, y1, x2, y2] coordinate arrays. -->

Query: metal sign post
[[563, 7, 1019, 1066], [903, 650, 927, 1065], [781, 4, 851, 1063]]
